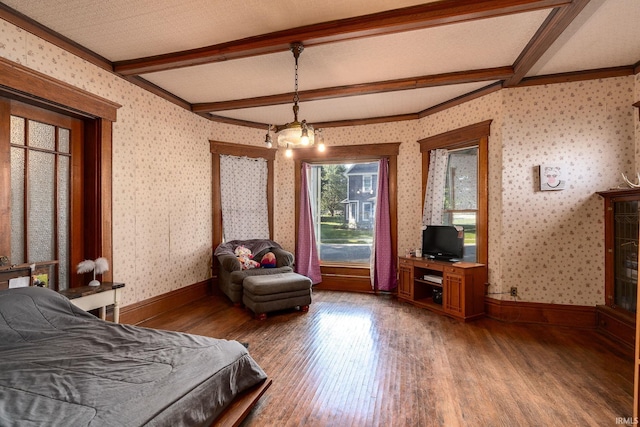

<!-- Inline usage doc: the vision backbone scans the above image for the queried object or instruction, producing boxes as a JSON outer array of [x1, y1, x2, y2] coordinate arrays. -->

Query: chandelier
[[265, 42, 325, 157]]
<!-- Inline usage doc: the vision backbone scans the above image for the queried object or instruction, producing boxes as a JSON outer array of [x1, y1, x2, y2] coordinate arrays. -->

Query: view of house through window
[[443, 147, 478, 262], [309, 161, 379, 264]]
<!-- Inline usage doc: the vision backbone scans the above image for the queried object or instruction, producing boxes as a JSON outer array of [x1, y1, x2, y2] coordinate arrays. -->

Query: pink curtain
[[296, 163, 322, 284], [371, 158, 397, 291]]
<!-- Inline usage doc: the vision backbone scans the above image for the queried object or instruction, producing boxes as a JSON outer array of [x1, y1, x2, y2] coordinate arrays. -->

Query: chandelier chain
[[293, 48, 299, 105]]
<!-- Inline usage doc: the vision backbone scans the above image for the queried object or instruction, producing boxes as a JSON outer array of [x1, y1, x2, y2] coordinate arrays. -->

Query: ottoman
[[242, 272, 312, 320]]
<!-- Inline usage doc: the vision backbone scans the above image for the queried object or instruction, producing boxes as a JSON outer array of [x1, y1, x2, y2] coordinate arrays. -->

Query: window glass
[[363, 175, 372, 192], [309, 161, 379, 264], [443, 147, 478, 262]]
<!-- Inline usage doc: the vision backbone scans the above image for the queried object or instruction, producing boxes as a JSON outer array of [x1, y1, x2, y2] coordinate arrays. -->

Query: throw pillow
[[261, 252, 277, 268]]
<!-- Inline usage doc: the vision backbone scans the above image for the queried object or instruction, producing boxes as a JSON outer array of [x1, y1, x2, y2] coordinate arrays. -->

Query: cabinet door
[[398, 264, 413, 299], [612, 199, 638, 312], [443, 273, 464, 317]]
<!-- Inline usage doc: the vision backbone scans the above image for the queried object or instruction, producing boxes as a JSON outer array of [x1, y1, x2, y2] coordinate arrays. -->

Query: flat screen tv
[[422, 225, 464, 261]]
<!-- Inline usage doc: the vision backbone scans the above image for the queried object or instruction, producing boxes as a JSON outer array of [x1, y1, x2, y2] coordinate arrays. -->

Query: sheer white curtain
[[422, 149, 449, 226], [220, 155, 269, 241]]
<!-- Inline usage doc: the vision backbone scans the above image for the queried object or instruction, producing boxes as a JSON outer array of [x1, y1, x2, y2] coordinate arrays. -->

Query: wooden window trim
[[291, 143, 399, 292], [209, 141, 277, 250], [418, 120, 491, 265]]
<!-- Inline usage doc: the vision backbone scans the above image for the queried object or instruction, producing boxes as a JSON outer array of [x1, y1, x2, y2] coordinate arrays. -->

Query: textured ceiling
[[2, 0, 639, 127]]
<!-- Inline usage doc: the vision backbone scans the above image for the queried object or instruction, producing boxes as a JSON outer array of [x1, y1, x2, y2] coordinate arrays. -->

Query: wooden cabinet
[[598, 188, 640, 312], [398, 260, 413, 299], [397, 257, 487, 321], [597, 188, 639, 349]]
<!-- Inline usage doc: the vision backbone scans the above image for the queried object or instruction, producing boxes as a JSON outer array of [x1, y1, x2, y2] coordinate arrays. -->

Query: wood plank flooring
[[138, 290, 634, 426]]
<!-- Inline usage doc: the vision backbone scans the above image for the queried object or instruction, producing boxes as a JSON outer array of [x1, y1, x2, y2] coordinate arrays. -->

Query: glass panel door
[[613, 200, 638, 312], [10, 115, 72, 290]]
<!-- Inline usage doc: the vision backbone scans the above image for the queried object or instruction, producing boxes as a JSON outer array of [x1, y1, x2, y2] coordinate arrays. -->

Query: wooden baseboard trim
[[119, 279, 211, 325], [595, 305, 635, 350], [314, 265, 374, 293], [485, 297, 597, 329]]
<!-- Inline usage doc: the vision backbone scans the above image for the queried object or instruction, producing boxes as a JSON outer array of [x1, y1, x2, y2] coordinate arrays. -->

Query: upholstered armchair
[[214, 239, 294, 304]]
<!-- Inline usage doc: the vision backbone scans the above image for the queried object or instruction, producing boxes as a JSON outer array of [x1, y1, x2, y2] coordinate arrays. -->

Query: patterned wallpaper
[[636, 73, 640, 166], [0, 19, 261, 306], [500, 78, 635, 305], [1, 17, 639, 308]]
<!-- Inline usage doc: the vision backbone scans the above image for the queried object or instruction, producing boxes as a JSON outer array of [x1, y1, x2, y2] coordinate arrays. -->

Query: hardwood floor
[[138, 290, 633, 426]]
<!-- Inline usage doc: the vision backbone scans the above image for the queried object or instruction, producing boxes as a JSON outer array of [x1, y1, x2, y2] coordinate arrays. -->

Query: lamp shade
[[276, 122, 315, 147]]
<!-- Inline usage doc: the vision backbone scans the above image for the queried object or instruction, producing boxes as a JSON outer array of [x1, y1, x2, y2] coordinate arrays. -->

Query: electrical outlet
[[510, 287, 518, 297]]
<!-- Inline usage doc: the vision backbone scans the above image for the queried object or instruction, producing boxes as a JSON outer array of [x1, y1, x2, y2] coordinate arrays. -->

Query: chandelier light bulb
[[318, 142, 326, 152], [265, 125, 273, 148], [285, 145, 293, 158]]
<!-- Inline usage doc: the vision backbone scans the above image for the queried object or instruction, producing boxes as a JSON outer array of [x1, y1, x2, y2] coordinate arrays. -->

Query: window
[[308, 161, 378, 264], [292, 143, 399, 291], [363, 202, 373, 222], [443, 147, 478, 262], [419, 121, 490, 265], [210, 141, 276, 249], [363, 175, 373, 193]]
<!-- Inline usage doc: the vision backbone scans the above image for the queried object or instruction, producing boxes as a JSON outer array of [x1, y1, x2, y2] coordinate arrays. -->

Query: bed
[[0, 286, 270, 426]]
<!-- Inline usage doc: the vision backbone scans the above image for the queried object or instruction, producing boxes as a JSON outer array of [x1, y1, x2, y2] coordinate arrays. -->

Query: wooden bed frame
[[213, 378, 272, 426]]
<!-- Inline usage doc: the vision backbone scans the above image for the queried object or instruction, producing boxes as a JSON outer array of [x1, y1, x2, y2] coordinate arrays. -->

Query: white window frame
[[362, 202, 372, 222], [363, 175, 373, 192]]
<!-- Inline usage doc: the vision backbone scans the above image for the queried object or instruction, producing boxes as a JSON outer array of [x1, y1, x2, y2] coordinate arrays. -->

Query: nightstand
[[59, 282, 125, 323]]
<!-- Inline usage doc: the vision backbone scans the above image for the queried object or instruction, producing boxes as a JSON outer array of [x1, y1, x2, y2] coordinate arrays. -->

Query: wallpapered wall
[[2, 18, 639, 308], [0, 19, 263, 306], [500, 78, 635, 305], [636, 73, 640, 165]]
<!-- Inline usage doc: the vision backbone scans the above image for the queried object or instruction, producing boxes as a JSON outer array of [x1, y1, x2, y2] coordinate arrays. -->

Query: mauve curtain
[[422, 148, 449, 226], [220, 155, 269, 241], [296, 162, 322, 284], [370, 158, 396, 291]]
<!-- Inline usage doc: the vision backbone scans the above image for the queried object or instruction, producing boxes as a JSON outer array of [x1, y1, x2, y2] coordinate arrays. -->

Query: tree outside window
[[309, 161, 379, 264]]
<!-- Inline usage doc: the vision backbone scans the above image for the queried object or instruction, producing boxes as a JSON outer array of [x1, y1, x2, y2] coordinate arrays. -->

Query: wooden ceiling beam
[[419, 82, 503, 118], [192, 66, 513, 113], [114, 0, 569, 76], [503, 0, 591, 87]]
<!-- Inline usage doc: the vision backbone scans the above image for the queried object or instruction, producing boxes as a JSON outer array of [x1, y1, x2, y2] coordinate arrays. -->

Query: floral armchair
[[214, 239, 294, 304]]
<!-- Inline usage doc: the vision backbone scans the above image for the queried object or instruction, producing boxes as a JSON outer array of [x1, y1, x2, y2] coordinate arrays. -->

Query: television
[[422, 225, 464, 261]]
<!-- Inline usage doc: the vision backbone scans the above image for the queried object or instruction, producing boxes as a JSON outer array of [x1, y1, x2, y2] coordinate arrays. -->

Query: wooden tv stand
[[398, 257, 487, 321]]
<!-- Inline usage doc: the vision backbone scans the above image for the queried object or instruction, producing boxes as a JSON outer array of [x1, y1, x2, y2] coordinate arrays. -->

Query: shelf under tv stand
[[397, 256, 487, 321]]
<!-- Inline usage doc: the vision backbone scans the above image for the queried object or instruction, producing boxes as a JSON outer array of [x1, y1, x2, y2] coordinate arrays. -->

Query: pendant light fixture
[[266, 42, 325, 157]]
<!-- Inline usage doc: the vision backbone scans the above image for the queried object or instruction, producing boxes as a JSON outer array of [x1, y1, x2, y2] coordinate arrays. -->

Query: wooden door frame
[[0, 57, 120, 287]]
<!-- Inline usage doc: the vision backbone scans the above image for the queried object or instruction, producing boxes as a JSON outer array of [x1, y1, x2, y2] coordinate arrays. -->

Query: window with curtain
[[307, 161, 379, 264], [419, 120, 490, 266], [443, 147, 479, 262], [219, 154, 270, 241], [423, 147, 479, 262], [292, 143, 399, 292]]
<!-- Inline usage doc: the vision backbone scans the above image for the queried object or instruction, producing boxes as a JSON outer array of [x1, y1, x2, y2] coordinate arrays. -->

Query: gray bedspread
[[0, 287, 267, 426]]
